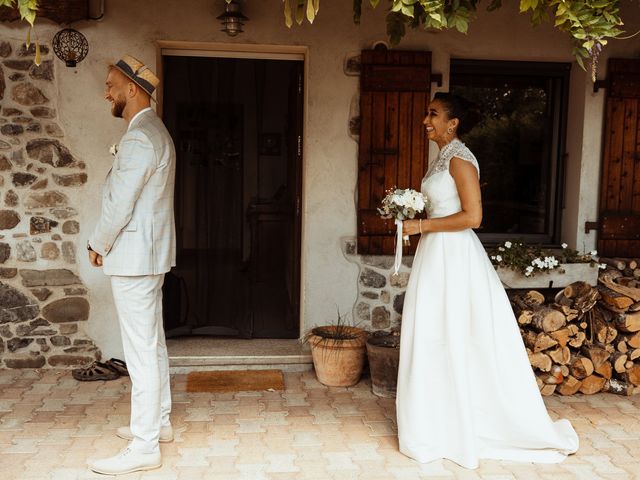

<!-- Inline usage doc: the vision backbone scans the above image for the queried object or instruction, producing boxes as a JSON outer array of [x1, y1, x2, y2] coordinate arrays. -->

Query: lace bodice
[[425, 138, 479, 179], [422, 139, 480, 218]]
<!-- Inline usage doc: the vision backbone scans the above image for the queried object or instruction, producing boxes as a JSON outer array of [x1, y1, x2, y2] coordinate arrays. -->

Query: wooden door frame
[[156, 40, 309, 337]]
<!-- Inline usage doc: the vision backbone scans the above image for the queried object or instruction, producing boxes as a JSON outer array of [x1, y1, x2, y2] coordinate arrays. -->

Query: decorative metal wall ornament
[[52, 28, 89, 67], [217, 1, 248, 37]]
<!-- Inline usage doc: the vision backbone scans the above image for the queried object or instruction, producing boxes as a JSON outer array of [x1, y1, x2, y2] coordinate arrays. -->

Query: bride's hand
[[402, 219, 422, 236]]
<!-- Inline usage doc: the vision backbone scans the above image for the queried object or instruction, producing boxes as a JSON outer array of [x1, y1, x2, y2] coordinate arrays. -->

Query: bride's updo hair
[[433, 92, 481, 137]]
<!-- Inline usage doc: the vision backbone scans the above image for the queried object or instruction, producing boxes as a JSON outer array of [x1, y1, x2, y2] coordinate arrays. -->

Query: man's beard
[[111, 97, 126, 118]]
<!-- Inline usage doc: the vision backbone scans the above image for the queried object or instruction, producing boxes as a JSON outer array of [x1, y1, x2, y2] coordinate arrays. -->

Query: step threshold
[[169, 354, 313, 373], [167, 338, 312, 372]]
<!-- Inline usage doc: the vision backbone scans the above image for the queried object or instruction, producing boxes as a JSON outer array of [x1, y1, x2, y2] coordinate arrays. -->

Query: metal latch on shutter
[[585, 221, 599, 233]]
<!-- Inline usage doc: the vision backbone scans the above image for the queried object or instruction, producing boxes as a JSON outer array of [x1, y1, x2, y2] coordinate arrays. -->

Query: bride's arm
[[403, 156, 482, 235]]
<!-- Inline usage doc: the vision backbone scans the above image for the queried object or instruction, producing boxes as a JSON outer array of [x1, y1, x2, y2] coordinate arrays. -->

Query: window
[[449, 60, 571, 245]]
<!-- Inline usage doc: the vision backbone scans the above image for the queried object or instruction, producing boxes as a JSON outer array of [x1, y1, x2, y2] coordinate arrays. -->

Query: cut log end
[[579, 375, 607, 395]]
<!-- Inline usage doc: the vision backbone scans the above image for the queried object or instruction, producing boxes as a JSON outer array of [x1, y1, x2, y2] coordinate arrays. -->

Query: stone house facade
[[0, 40, 99, 368], [0, 0, 638, 365]]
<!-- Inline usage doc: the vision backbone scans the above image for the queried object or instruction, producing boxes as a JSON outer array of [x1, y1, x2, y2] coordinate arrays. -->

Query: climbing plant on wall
[[0, 0, 41, 64], [279, 0, 630, 80], [0, 0, 36, 25]]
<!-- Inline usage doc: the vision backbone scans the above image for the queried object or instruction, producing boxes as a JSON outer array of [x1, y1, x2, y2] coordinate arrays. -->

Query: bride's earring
[[447, 127, 454, 134]]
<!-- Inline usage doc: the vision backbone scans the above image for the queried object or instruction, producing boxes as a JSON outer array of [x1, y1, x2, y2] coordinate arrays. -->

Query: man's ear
[[127, 81, 137, 97]]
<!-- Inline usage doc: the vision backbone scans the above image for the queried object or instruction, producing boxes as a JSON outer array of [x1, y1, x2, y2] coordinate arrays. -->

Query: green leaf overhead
[[280, 0, 629, 80]]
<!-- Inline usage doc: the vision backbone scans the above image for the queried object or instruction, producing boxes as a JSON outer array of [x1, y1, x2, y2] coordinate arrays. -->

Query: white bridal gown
[[396, 139, 579, 469]]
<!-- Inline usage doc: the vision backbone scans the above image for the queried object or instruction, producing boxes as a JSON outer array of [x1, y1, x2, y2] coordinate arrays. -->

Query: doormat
[[186, 369, 285, 393]]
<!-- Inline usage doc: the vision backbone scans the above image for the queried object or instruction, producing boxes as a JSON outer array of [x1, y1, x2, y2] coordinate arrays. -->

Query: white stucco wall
[[1, 1, 637, 358]]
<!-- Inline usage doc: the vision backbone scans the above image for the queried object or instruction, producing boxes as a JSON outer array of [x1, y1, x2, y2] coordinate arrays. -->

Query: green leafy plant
[[302, 307, 365, 347], [487, 240, 603, 276], [282, 0, 631, 81], [0, 0, 41, 65], [0, 0, 36, 25], [279, 0, 321, 27]]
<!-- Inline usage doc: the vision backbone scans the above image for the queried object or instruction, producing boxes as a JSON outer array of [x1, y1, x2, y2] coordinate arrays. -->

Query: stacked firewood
[[513, 258, 640, 396]]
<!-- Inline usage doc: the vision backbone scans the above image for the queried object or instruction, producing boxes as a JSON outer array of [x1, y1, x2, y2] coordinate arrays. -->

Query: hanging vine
[[283, 0, 629, 81], [0, 0, 41, 65]]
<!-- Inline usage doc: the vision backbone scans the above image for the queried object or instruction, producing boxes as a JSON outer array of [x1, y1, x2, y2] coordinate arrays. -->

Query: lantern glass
[[217, 1, 248, 37]]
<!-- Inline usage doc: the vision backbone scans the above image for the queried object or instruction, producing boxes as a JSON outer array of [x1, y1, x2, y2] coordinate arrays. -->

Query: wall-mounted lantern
[[217, 1, 248, 37], [52, 28, 89, 67]]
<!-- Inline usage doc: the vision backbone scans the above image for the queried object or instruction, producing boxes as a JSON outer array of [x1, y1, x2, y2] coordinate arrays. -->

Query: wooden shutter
[[598, 59, 640, 257], [357, 50, 431, 255]]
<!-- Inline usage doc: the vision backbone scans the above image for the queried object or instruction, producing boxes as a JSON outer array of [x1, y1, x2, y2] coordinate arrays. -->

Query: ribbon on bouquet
[[393, 218, 404, 275]]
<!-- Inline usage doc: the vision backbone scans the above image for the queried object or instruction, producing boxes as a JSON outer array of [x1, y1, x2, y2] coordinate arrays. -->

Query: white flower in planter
[[496, 255, 502, 262], [525, 266, 534, 276], [600, 263, 607, 269], [561, 243, 568, 249], [504, 241, 512, 249]]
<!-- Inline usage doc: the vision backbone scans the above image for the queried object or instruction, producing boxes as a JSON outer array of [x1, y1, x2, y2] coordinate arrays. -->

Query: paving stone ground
[[1, 369, 639, 479]]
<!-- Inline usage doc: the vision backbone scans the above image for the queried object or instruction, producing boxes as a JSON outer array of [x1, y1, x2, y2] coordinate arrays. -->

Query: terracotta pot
[[307, 326, 367, 387], [366, 334, 400, 398]]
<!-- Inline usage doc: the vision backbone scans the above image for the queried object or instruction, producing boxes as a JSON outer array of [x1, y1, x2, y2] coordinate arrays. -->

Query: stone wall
[[342, 238, 411, 333], [0, 40, 100, 368]]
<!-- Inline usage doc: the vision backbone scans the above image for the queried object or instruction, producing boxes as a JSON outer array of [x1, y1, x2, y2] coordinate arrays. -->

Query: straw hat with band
[[113, 55, 159, 98]]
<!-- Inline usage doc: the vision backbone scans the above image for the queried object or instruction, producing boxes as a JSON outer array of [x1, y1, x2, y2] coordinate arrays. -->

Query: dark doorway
[[161, 54, 303, 339]]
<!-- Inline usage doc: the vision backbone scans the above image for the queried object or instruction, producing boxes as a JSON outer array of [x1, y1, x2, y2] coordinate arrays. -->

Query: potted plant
[[488, 240, 604, 289], [303, 311, 368, 387], [366, 330, 400, 398]]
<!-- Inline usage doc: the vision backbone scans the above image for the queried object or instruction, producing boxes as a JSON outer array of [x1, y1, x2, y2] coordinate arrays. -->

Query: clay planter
[[366, 334, 400, 398], [307, 325, 367, 387]]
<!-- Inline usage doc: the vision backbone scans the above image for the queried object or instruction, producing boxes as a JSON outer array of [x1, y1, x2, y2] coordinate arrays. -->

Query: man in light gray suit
[[87, 55, 176, 475]]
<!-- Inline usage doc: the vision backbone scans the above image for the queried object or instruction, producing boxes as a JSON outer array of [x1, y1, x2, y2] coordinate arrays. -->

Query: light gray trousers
[[111, 274, 171, 453]]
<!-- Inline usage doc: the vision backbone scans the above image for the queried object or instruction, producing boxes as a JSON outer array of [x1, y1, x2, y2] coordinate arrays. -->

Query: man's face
[[104, 69, 128, 118]]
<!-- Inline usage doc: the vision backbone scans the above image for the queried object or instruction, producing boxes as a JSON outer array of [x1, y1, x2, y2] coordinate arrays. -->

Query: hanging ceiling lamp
[[52, 28, 89, 67], [217, 0, 248, 37]]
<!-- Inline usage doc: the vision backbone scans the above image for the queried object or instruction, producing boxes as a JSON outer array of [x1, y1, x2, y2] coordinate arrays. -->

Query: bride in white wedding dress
[[396, 92, 579, 469]]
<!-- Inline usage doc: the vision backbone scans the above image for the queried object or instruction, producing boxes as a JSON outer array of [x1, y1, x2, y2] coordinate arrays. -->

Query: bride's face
[[423, 100, 457, 145]]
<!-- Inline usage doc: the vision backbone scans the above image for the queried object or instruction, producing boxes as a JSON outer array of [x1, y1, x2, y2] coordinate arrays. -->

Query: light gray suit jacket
[[89, 109, 176, 276]]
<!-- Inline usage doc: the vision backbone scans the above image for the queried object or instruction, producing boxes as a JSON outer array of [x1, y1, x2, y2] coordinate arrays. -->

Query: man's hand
[[88, 250, 103, 267]]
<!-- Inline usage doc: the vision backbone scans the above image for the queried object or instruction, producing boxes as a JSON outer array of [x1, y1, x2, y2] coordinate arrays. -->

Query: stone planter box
[[496, 263, 599, 289]]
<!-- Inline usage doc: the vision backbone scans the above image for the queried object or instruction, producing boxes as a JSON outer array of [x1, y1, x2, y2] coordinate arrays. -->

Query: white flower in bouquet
[[378, 187, 429, 275], [378, 187, 428, 222]]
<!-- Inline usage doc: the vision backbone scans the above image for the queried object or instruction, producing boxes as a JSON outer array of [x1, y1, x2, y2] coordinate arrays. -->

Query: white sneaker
[[116, 425, 174, 443], [89, 447, 161, 475]]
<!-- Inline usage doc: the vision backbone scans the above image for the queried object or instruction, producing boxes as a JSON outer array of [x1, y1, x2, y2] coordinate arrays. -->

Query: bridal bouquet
[[378, 187, 428, 274]]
